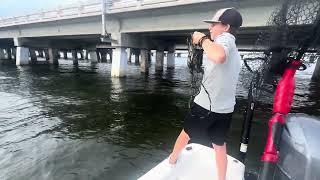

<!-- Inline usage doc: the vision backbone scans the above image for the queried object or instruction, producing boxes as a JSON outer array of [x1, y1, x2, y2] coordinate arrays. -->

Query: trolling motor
[[257, 58, 304, 180], [236, 0, 320, 179], [257, 5, 320, 178], [239, 50, 313, 180]]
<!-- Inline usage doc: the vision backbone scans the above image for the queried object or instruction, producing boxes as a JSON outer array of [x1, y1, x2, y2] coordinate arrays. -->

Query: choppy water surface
[[0, 57, 319, 180]]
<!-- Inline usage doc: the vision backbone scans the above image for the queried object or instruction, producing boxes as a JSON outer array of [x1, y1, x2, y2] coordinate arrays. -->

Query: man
[[169, 8, 243, 180]]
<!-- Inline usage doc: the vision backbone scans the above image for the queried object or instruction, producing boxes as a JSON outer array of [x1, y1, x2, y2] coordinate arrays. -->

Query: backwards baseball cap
[[203, 8, 243, 28]]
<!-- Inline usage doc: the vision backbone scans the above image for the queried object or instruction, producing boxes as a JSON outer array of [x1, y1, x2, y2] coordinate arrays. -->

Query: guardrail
[[108, 0, 219, 12], [0, 0, 218, 28], [0, 1, 102, 27]]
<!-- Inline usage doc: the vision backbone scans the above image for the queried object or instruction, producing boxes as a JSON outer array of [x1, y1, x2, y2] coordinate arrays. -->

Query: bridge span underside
[[0, 0, 319, 78], [0, 23, 316, 51]]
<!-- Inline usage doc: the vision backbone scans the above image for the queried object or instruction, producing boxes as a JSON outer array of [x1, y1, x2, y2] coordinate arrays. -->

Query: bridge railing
[[0, 0, 218, 28], [109, 0, 220, 11], [108, 0, 221, 10], [0, 1, 102, 28]]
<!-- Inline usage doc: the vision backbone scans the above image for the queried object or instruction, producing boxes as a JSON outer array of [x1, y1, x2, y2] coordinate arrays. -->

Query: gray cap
[[203, 8, 243, 28]]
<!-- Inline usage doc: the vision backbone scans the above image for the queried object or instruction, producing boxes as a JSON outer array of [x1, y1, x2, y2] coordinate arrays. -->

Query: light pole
[[101, 0, 110, 42]]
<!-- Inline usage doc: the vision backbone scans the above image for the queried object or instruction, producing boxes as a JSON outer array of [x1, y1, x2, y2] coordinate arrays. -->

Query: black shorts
[[183, 103, 233, 146]]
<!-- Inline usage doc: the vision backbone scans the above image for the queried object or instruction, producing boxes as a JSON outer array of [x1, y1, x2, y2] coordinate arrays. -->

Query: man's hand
[[192, 31, 206, 45], [192, 31, 226, 64]]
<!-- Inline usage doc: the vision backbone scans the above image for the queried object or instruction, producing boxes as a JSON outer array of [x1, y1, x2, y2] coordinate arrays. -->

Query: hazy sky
[[0, 0, 94, 17]]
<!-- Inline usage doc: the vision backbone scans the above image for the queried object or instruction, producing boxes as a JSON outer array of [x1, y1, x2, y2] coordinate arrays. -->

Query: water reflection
[[0, 58, 319, 180]]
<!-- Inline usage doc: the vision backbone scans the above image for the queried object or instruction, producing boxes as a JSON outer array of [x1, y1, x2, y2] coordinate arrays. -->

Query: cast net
[[241, 0, 320, 99]]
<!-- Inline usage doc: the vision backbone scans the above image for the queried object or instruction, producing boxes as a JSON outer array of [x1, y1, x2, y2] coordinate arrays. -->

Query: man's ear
[[225, 24, 231, 32]]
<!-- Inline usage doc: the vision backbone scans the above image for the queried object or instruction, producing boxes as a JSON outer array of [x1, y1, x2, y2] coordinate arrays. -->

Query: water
[[0, 57, 319, 180]]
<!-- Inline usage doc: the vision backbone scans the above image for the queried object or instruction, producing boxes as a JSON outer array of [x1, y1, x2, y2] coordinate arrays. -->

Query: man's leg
[[213, 143, 227, 180], [169, 129, 190, 164]]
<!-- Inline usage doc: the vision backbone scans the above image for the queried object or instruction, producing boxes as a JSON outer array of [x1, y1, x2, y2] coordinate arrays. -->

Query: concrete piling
[[140, 49, 149, 73], [29, 49, 37, 64], [0, 49, 5, 60], [111, 47, 127, 77], [312, 56, 320, 81], [48, 48, 59, 65], [89, 51, 98, 63], [6, 48, 12, 60], [72, 50, 78, 65], [156, 49, 164, 71], [16, 47, 29, 65], [167, 46, 175, 69]]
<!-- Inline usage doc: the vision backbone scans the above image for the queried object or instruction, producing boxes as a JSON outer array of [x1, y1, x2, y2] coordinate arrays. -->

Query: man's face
[[208, 22, 229, 39]]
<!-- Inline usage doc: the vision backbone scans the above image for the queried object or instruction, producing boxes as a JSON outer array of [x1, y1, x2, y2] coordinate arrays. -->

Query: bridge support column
[[16, 47, 29, 65], [57, 51, 61, 59], [140, 49, 149, 73], [111, 47, 127, 77], [89, 51, 98, 63], [72, 50, 78, 65], [62, 51, 68, 59], [84, 50, 89, 60], [156, 49, 164, 71], [133, 49, 140, 64], [127, 48, 132, 63], [79, 50, 84, 60], [38, 50, 44, 58], [167, 47, 175, 69], [0, 49, 5, 60], [312, 56, 320, 81], [96, 50, 101, 62], [30, 49, 37, 64], [108, 49, 113, 63], [148, 50, 152, 63], [12, 48, 16, 60], [6, 48, 12, 60], [44, 49, 50, 61], [48, 48, 59, 65], [100, 49, 108, 62]]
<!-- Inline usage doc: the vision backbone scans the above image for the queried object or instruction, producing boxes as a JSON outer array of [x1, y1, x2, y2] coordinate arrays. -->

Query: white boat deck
[[138, 143, 245, 180]]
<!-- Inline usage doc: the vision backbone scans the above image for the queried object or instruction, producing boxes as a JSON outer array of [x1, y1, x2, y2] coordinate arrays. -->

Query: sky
[[0, 0, 95, 18]]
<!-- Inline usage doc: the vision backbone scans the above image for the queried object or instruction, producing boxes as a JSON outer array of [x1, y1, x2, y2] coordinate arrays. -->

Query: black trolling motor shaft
[[238, 81, 255, 163]]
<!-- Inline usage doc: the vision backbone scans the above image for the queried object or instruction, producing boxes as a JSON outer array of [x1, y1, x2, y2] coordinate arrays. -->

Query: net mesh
[[241, 0, 320, 99], [187, 36, 205, 109]]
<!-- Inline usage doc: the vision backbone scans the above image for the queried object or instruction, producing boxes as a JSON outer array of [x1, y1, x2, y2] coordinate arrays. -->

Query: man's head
[[203, 8, 243, 39]]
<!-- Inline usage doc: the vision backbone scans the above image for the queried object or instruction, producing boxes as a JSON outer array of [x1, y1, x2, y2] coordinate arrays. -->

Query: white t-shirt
[[193, 32, 241, 113]]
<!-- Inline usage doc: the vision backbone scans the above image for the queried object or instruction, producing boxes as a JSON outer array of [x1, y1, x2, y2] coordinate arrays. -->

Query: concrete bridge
[[0, 0, 319, 79]]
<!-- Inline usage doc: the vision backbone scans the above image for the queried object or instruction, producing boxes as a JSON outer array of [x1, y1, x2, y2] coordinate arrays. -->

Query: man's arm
[[201, 39, 226, 64], [192, 31, 226, 64]]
